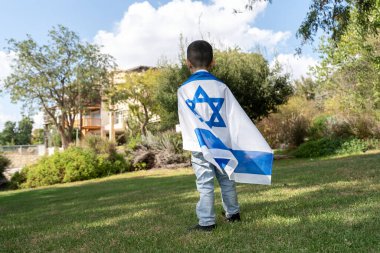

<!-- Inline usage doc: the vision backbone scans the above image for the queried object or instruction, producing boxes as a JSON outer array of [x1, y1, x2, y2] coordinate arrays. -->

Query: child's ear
[[209, 59, 215, 69], [186, 59, 193, 69]]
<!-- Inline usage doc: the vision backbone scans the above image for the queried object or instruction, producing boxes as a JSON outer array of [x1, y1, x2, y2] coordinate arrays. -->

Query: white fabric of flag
[[178, 70, 273, 185]]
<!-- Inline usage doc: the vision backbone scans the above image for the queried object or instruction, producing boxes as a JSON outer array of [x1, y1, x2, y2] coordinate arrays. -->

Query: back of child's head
[[187, 40, 213, 68]]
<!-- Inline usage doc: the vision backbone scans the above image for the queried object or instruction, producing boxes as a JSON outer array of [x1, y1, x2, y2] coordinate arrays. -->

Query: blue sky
[[0, 0, 318, 130]]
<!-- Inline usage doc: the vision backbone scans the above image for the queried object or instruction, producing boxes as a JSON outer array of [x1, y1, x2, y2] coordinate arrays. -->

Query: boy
[[178, 40, 241, 232]]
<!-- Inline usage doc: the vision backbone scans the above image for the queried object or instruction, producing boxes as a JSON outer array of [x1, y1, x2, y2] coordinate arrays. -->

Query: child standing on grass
[[178, 40, 241, 232]]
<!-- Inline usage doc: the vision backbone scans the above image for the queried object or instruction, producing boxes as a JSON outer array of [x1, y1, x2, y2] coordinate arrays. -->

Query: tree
[[0, 121, 16, 145], [296, 0, 379, 46], [15, 117, 33, 145], [117, 69, 161, 136], [309, 19, 380, 138], [157, 48, 292, 129], [31, 129, 44, 144], [294, 77, 317, 100], [2, 25, 115, 148], [156, 63, 190, 130], [313, 29, 380, 119], [212, 49, 293, 120], [244, 0, 379, 47]]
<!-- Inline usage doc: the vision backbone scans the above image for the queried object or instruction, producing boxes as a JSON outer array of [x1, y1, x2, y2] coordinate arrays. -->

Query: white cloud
[[94, 0, 291, 68], [271, 53, 318, 80]]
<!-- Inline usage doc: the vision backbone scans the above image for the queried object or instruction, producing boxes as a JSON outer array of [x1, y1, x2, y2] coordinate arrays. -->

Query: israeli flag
[[178, 70, 273, 185]]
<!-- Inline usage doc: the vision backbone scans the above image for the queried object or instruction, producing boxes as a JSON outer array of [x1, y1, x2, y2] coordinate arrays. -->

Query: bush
[[22, 155, 65, 188], [0, 153, 11, 179], [81, 135, 116, 155], [294, 138, 380, 158], [17, 145, 129, 189], [97, 153, 131, 175], [61, 147, 99, 183], [141, 131, 183, 154], [9, 169, 28, 189], [308, 115, 330, 140], [82, 135, 130, 175], [257, 96, 319, 148], [125, 134, 143, 151]]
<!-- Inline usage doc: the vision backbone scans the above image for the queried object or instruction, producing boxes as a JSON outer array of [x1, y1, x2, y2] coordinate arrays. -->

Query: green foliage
[[257, 96, 319, 148], [141, 131, 183, 154], [296, 0, 379, 47], [0, 153, 11, 179], [31, 128, 44, 144], [3, 25, 116, 148], [294, 138, 380, 158], [308, 115, 331, 140], [0, 121, 16, 145], [133, 162, 147, 171], [23, 155, 65, 188], [8, 170, 27, 189], [16, 145, 129, 189], [125, 134, 142, 151], [294, 77, 317, 100], [82, 135, 115, 155], [156, 63, 190, 130], [312, 10, 380, 123], [113, 69, 161, 136], [15, 117, 33, 145], [59, 147, 99, 183], [50, 127, 63, 147], [0, 117, 34, 145], [212, 49, 293, 120]]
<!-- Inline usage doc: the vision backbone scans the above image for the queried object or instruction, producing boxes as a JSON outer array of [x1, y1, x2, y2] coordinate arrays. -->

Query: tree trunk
[[79, 110, 83, 140], [141, 104, 149, 136], [61, 134, 70, 149], [109, 110, 115, 142], [59, 112, 71, 149]]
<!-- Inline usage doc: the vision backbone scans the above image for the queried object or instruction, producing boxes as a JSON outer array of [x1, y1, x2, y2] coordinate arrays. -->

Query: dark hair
[[187, 40, 213, 68]]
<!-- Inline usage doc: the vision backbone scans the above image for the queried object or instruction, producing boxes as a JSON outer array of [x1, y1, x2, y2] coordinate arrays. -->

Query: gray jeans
[[191, 151, 240, 226]]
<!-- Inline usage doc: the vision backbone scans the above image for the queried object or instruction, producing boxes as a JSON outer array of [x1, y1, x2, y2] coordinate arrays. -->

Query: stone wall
[[2, 154, 41, 181]]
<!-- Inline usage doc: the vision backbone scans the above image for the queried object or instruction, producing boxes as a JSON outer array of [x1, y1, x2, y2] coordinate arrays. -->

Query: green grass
[[1, 152, 379, 252]]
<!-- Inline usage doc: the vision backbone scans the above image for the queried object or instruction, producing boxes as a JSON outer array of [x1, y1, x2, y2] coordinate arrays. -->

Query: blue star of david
[[185, 86, 226, 128]]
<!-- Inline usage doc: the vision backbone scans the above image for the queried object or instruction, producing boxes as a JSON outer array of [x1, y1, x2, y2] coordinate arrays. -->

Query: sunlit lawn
[[1, 151, 379, 252]]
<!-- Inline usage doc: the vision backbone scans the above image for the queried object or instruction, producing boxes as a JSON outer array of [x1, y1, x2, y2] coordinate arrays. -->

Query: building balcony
[[74, 118, 101, 130]]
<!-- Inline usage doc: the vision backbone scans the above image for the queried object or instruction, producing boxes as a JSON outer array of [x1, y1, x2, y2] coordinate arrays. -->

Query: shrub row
[[293, 138, 380, 158], [257, 96, 380, 149], [11, 146, 130, 189]]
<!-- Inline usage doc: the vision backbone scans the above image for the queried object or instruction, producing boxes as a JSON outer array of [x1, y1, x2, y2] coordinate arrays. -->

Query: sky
[[0, 0, 319, 130]]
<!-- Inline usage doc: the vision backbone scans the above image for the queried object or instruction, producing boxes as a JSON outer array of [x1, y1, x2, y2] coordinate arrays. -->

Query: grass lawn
[[1, 152, 379, 252]]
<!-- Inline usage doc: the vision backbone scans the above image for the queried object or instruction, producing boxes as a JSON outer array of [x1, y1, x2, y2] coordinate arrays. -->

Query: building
[[73, 65, 154, 142]]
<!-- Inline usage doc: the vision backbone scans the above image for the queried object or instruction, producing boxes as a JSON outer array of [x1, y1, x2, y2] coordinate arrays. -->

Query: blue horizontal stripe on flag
[[181, 71, 222, 86], [194, 128, 273, 176], [232, 150, 273, 176]]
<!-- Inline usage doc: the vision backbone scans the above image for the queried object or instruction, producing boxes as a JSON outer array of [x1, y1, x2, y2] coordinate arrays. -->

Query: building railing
[[73, 118, 101, 128], [0, 145, 42, 155]]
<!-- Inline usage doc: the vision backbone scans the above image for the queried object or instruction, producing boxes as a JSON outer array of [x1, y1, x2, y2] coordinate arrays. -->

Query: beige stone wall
[[6, 153, 40, 169]]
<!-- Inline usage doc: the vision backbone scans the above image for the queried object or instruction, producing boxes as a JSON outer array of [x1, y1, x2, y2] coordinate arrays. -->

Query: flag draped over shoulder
[[178, 70, 273, 185]]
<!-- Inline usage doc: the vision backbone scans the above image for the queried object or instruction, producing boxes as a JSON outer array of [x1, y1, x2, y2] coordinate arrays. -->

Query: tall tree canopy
[[2, 25, 116, 148], [117, 69, 161, 136], [15, 117, 34, 145], [0, 121, 17, 145], [0, 117, 34, 145], [296, 0, 379, 46], [247, 0, 379, 45]]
